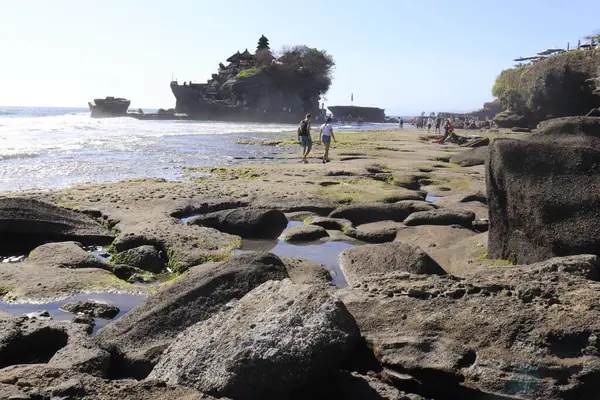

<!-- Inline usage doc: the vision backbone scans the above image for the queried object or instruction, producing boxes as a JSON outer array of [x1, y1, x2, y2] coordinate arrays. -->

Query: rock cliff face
[[492, 50, 600, 127], [171, 40, 332, 123], [487, 117, 600, 264]]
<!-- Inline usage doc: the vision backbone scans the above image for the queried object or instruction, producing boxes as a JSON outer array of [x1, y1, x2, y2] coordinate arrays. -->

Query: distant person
[[427, 116, 434, 132], [297, 113, 312, 163], [399, 117, 404, 129], [319, 117, 336, 163], [435, 116, 442, 134], [442, 118, 455, 144]]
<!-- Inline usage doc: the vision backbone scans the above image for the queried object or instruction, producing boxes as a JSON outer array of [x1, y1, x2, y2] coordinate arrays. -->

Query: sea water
[[0, 106, 398, 192]]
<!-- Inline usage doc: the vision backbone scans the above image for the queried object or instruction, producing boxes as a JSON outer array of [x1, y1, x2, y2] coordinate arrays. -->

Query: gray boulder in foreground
[[189, 207, 288, 239], [149, 279, 360, 399], [487, 117, 600, 264], [340, 242, 446, 286], [0, 197, 114, 256], [95, 252, 289, 378]]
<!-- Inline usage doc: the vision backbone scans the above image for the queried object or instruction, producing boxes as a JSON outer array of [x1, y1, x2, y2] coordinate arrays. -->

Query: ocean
[[0, 106, 400, 192]]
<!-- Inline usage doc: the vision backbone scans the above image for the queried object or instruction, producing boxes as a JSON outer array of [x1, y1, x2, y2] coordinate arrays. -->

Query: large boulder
[[338, 255, 600, 400], [487, 117, 600, 263], [329, 201, 435, 225], [404, 209, 476, 228], [339, 242, 446, 285], [189, 207, 288, 239], [0, 198, 114, 255], [149, 279, 360, 399], [493, 110, 532, 128], [95, 252, 289, 378], [449, 146, 488, 167]]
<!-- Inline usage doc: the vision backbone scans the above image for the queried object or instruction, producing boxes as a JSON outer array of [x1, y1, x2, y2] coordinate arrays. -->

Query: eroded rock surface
[[404, 209, 475, 228], [0, 198, 114, 256], [339, 255, 600, 400], [330, 201, 435, 225], [340, 242, 446, 286], [149, 279, 360, 399]]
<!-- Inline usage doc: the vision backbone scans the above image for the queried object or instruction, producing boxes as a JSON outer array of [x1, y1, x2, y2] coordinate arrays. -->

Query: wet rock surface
[[279, 224, 329, 242], [0, 242, 142, 300], [189, 207, 288, 239], [404, 209, 476, 228], [306, 216, 354, 231], [149, 279, 361, 399], [340, 242, 446, 285], [95, 252, 289, 378], [111, 245, 167, 273], [488, 117, 600, 264], [329, 201, 436, 226], [339, 255, 600, 400], [0, 198, 114, 256], [60, 301, 120, 319]]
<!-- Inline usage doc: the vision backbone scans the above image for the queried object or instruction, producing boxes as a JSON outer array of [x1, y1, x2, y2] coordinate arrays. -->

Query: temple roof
[[239, 49, 254, 60], [226, 51, 241, 62]]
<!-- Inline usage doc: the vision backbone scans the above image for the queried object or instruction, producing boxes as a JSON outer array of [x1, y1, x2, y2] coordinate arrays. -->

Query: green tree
[[257, 35, 270, 51]]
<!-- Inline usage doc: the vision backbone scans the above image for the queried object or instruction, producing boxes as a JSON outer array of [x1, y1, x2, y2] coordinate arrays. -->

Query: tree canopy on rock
[[492, 49, 600, 121]]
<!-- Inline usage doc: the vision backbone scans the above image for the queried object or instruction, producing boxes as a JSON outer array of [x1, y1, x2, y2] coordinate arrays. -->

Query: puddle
[[83, 246, 112, 262], [180, 215, 197, 224], [1, 255, 26, 263], [235, 221, 353, 287], [425, 194, 439, 202], [0, 293, 145, 333]]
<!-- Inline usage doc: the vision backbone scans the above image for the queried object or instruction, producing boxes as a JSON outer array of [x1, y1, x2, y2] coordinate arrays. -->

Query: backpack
[[297, 119, 308, 136]]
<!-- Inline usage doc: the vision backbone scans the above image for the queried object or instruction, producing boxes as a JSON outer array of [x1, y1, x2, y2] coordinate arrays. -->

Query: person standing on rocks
[[427, 116, 434, 132], [319, 117, 336, 163], [297, 113, 312, 163], [435, 115, 442, 134]]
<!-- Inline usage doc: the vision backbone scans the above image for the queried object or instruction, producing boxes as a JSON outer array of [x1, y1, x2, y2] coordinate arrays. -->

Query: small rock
[[25, 311, 51, 320], [61, 301, 120, 319], [279, 225, 329, 242]]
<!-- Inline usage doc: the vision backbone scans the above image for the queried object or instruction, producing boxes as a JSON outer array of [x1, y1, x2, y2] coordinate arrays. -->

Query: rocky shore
[[1, 121, 600, 399]]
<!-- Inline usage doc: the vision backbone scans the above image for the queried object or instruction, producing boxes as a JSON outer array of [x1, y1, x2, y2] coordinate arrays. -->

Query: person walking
[[399, 117, 404, 129], [427, 116, 434, 132], [435, 115, 442, 134], [297, 113, 312, 163], [319, 117, 336, 163]]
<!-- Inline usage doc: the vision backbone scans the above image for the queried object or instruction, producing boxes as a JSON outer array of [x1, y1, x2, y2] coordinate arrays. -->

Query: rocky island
[[170, 35, 333, 122]]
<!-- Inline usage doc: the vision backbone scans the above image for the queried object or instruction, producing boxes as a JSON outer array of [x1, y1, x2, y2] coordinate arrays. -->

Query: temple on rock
[[170, 35, 330, 123]]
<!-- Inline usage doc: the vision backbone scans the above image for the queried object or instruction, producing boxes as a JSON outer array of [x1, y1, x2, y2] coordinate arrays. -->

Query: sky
[[1, 0, 599, 115]]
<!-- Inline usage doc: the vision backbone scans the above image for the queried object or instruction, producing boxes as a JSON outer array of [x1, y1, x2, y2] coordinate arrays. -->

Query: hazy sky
[[1, 0, 599, 115]]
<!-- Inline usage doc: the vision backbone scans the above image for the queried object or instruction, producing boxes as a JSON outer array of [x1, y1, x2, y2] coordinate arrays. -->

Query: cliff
[[492, 49, 600, 127], [171, 39, 334, 123]]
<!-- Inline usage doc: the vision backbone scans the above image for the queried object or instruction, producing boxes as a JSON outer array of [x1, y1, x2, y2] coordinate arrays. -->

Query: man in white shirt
[[319, 117, 336, 163], [427, 116, 434, 132]]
